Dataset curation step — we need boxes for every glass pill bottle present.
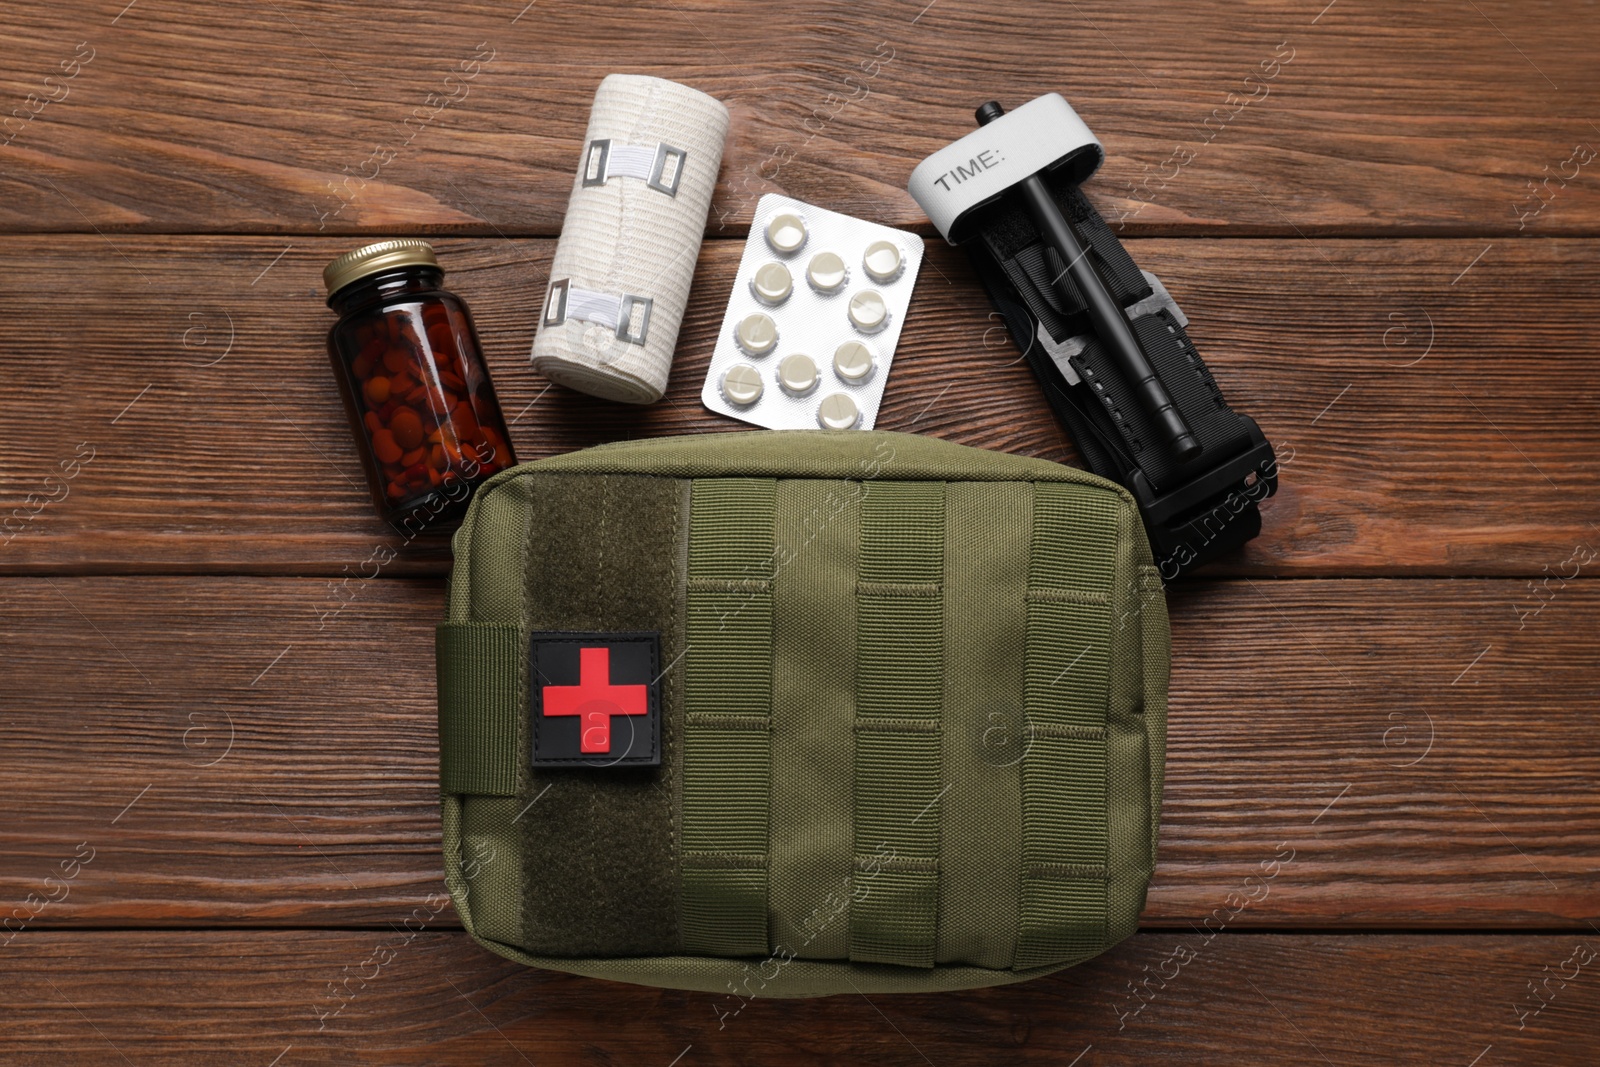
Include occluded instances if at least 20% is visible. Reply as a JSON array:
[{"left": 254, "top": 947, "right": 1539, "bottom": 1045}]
[{"left": 323, "top": 240, "right": 515, "bottom": 532}]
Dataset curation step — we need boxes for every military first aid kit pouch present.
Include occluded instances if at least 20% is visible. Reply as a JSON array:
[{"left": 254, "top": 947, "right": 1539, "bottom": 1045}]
[{"left": 435, "top": 430, "right": 1170, "bottom": 996}]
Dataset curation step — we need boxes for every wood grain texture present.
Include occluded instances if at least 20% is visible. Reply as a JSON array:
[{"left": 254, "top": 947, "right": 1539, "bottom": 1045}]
[
  {"left": 3, "top": 576, "right": 1595, "bottom": 928},
  {"left": 4, "top": 0, "right": 1596, "bottom": 1055},
  {"left": 0, "top": 2, "right": 1597, "bottom": 236},
  {"left": 1, "top": 235, "right": 1595, "bottom": 577},
  {"left": 3, "top": 931, "right": 1596, "bottom": 1064}
]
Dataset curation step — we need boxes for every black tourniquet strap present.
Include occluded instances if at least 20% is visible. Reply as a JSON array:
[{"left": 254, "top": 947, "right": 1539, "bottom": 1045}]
[{"left": 964, "top": 179, "right": 1277, "bottom": 577}]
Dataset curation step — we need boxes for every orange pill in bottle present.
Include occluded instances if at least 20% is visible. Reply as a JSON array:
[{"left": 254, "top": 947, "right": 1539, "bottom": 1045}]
[{"left": 323, "top": 239, "right": 517, "bottom": 533}]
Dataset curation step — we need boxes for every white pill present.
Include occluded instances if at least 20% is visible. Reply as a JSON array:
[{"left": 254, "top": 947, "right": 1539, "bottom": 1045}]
[
  {"left": 862, "top": 240, "right": 904, "bottom": 283},
  {"left": 765, "top": 212, "right": 808, "bottom": 255},
  {"left": 777, "top": 353, "right": 820, "bottom": 397},
  {"left": 735, "top": 312, "right": 779, "bottom": 356},
  {"left": 806, "top": 251, "right": 848, "bottom": 294},
  {"left": 816, "top": 392, "right": 860, "bottom": 430},
  {"left": 720, "top": 363, "right": 764, "bottom": 406},
  {"left": 847, "top": 290, "right": 890, "bottom": 333},
  {"left": 833, "top": 341, "right": 875, "bottom": 384},
  {"left": 751, "top": 261, "right": 793, "bottom": 305}
]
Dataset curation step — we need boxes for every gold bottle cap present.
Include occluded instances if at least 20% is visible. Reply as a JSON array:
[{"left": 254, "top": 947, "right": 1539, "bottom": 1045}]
[{"left": 323, "top": 239, "right": 439, "bottom": 297}]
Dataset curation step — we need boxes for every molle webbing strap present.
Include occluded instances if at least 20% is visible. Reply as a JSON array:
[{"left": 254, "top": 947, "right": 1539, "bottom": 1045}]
[
  {"left": 1014, "top": 482, "right": 1116, "bottom": 969},
  {"left": 680, "top": 478, "right": 777, "bottom": 957},
  {"left": 435, "top": 622, "right": 522, "bottom": 796},
  {"left": 849, "top": 481, "right": 945, "bottom": 967}
]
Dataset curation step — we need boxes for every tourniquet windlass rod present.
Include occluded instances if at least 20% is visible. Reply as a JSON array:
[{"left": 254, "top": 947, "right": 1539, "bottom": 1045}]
[{"left": 974, "top": 101, "right": 1202, "bottom": 462}]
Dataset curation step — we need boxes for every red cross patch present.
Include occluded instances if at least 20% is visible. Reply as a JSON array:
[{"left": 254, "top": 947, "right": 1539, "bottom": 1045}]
[
  {"left": 530, "top": 633, "right": 660, "bottom": 768},
  {"left": 543, "top": 647, "right": 648, "bottom": 753}
]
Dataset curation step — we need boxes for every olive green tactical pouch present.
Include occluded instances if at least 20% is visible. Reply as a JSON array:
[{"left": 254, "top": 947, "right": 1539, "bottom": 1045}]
[{"left": 436, "top": 430, "right": 1169, "bottom": 996}]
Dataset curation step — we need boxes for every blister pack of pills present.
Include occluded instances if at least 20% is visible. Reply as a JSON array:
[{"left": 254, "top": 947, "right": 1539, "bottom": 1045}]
[{"left": 700, "top": 194, "right": 923, "bottom": 430}]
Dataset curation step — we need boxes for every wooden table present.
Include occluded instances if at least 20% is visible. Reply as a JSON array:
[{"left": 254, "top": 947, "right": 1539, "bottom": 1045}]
[{"left": 3, "top": 1, "right": 1597, "bottom": 1062}]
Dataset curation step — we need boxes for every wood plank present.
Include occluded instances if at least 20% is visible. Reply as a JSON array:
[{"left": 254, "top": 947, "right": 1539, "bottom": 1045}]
[
  {"left": 0, "top": 235, "right": 1594, "bottom": 576},
  {"left": 2, "top": 930, "right": 1594, "bottom": 1064},
  {"left": 1, "top": 1, "right": 1597, "bottom": 235},
  {"left": 3, "top": 576, "right": 1595, "bottom": 928}
]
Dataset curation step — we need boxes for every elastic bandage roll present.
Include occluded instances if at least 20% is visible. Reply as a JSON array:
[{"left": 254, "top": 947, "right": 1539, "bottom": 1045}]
[{"left": 532, "top": 74, "right": 729, "bottom": 404}]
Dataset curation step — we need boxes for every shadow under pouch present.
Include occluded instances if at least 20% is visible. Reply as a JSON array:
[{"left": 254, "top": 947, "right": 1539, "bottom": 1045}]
[
  {"left": 435, "top": 431, "right": 1169, "bottom": 996},
  {"left": 909, "top": 95, "right": 1280, "bottom": 577}
]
